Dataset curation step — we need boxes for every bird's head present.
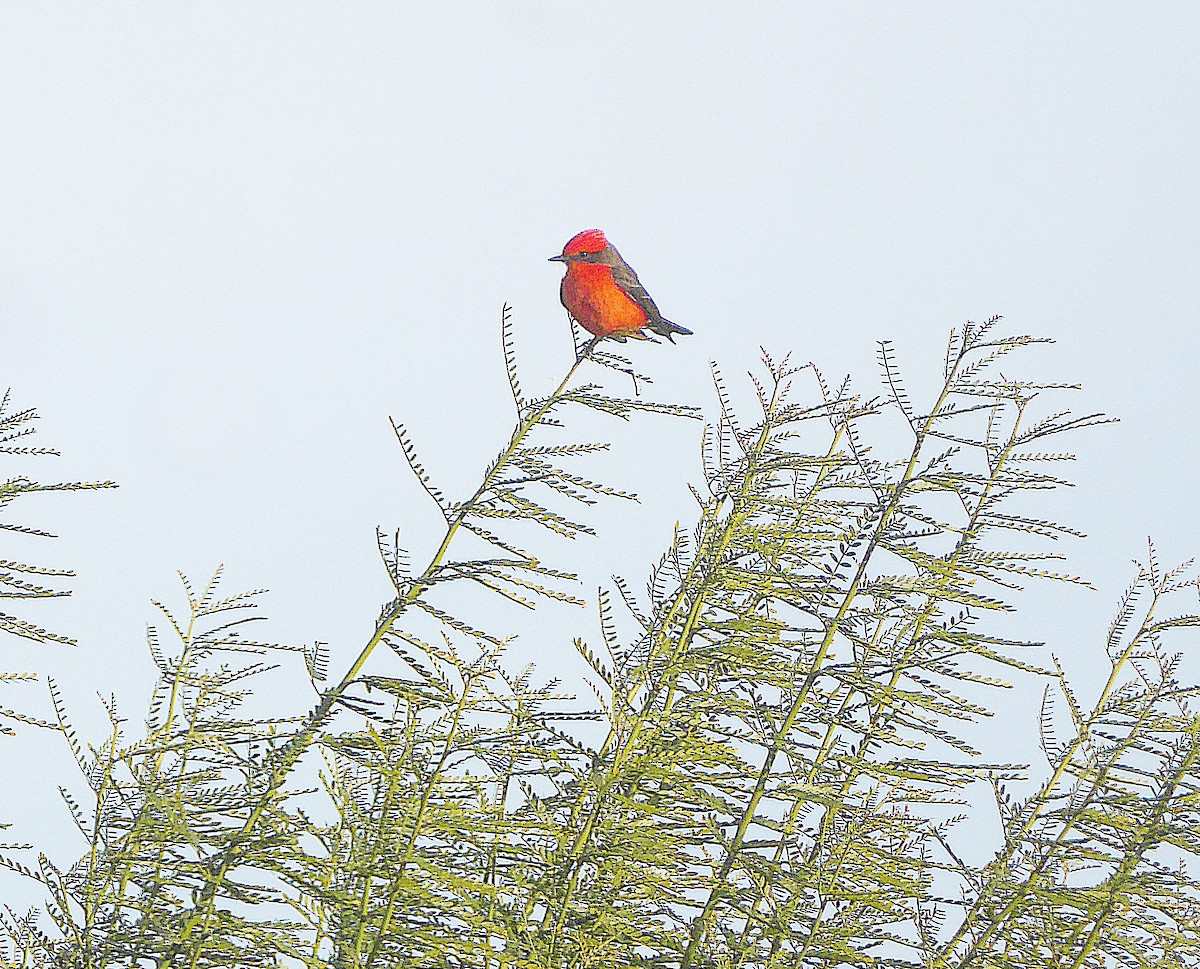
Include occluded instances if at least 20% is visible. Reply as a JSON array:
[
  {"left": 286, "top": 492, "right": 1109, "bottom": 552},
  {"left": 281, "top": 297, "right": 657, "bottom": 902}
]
[{"left": 548, "top": 228, "right": 610, "bottom": 265}]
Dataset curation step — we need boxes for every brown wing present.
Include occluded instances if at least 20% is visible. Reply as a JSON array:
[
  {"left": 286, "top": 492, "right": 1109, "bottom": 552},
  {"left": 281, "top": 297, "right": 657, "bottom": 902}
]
[
  {"left": 604, "top": 245, "right": 693, "bottom": 340},
  {"left": 605, "top": 246, "right": 665, "bottom": 324}
]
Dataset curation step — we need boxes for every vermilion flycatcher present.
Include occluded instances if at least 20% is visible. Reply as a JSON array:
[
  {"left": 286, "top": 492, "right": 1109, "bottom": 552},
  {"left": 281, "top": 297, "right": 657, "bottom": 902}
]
[{"left": 549, "top": 229, "right": 692, "bottom": 343}]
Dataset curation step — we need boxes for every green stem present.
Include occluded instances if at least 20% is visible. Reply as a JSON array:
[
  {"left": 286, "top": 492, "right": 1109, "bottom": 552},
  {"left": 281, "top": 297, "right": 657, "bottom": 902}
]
[
  {"left": 1063, "top": 719, "right": 1199, "bottom": 969},
  {"left": 538, "top": 371, "right": 796, "bottom": 954},
  {"left": 346, "top": 706, "right": 414, "bottom": 965},
  {"left": 933, "top": 588, "right": 1166, "bottom": 968},
  {"left": 680, "top": 363, "right": 965, "bottom": 967},
  {"left": 756, "top": 401, "right": 1031, "bottom": 963},
  {"left": 163, "top": 347, "right": 594, "bottom": 969},
  {"left": 360, "top": 677, "right": 475, "bottom": 969},
  {"left": 113, "top": 609, "right": 199, "bottom": 914}
]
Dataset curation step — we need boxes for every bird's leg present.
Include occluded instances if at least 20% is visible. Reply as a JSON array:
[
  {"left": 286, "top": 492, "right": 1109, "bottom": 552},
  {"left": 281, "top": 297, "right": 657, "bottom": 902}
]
[{"left": 576, "top": 335, "right": 602, "bottom": 361}]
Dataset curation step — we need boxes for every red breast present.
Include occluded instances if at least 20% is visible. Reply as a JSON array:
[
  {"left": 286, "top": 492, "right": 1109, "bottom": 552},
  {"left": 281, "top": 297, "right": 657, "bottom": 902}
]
[{"left": 560, "top": 261, "right": 650, "bottom": 338}]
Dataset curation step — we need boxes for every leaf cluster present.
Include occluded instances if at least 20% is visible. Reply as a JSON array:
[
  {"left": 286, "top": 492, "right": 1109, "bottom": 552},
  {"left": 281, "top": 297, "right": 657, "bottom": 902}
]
[
  {"left": 0, "top": 391, "right": 116, "bottom": 651},
  {"left": 3, "top": 316, "right": 1198, "bottom": 969}
]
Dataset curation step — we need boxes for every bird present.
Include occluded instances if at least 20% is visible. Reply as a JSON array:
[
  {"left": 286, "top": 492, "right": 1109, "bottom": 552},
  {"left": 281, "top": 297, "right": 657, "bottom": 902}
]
[{"left": 549, "top": 229, "right": 692, "bottom": 344}]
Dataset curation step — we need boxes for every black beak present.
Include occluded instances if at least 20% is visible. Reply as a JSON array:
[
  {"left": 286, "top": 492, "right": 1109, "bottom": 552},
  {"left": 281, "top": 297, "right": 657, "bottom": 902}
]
[{"left": 547, "top": 254, "right": 566, "bottom": 263}]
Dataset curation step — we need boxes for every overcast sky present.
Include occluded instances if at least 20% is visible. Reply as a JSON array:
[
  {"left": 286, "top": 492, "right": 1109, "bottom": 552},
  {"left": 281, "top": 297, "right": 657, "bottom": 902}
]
[{"left": 2, "top": 4, "right": 1198, "bottom": 891}]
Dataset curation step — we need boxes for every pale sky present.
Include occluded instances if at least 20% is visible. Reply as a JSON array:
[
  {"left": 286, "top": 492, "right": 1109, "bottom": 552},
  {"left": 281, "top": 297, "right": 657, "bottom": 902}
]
[{"left": 2, "top": 4, "right": 1199, "bottom": 900}]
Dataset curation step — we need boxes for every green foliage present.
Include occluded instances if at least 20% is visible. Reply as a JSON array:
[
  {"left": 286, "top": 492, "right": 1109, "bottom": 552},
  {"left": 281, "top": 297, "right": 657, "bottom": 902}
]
[
  {"left": 934, "top": 553, "right": 1200, "bottom": 968},
  {"left": 10, "top": 575, "right": 314, "bottom": 967},
  {"left": 2, "top": 314, "right": 1198, "bottom": 968},
  {"left": 0, "top": 391, "right": 116, "bottom": 651},
  {"left": 0, "top": 392, "right": 116, "bottom": 743}
]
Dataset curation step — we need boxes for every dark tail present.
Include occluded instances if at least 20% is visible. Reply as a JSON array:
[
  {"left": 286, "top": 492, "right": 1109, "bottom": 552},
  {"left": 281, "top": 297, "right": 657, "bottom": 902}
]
[{"left": 650, "top": 317, "right": 693, "bottom": 343}]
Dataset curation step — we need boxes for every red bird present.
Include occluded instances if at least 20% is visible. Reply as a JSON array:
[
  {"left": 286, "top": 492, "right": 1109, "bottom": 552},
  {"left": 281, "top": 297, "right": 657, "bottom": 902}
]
[{"left": 549, "top": 229, "right": 692, "bottom": 343}]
